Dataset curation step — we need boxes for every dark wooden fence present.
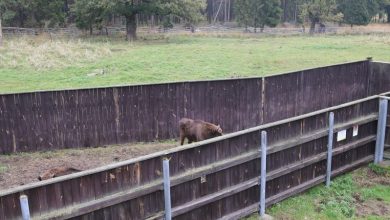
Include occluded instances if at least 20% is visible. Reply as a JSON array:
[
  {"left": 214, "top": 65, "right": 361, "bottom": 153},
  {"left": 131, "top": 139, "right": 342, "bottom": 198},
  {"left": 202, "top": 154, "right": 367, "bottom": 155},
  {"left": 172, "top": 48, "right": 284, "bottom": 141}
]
[
  {"left": 0, "top": 60, "right": 373, "bottom": 154},
  {"left": 369, "top": 62, "right": 390, "bottom": 153},
  {"left": 369, "top": 61, "right": 390, "bottom": 95},
  {"left": 0, "top": 95, "right": 380, "bottom": 220}
]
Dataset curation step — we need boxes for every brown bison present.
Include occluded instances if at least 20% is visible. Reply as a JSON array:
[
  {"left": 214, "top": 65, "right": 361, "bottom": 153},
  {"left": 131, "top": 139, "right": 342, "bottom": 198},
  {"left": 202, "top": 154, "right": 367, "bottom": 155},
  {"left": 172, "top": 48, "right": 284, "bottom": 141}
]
[
  {"left": 179, "top": 118, "right": 223, "bottom": 145},
  {"left": 38, "top": 166, "right": 81, "bottom": 181}
]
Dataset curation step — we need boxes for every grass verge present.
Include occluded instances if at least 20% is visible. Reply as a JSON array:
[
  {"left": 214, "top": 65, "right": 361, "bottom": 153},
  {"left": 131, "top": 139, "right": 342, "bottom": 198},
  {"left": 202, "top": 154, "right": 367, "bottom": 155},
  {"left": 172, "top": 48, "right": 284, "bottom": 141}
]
[{"left": 243, "top": 164, "right": 390, "bottom": 220}]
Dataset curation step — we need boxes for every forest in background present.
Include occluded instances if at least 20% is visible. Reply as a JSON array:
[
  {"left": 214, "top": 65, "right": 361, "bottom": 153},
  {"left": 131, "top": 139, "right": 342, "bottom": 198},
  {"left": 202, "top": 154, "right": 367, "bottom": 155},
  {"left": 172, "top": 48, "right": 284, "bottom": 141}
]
[{"left": 1, "top": 0, "right": 390, "bottom": 40}]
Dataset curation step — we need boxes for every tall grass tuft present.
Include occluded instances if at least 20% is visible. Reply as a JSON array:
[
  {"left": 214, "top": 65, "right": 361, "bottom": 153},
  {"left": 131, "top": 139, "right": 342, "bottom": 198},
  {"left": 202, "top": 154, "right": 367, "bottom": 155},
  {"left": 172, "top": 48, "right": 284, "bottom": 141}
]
[{"left": 0, "top": 35, "right": 113, "bottom": 69}]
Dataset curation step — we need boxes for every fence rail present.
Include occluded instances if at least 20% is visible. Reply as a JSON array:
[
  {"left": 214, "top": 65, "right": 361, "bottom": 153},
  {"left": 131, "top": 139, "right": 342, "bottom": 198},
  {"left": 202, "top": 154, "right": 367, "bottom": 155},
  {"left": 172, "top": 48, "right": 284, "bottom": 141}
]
[
  {"left": 3, "top": 24, "right": 390, "bottom": 38},
  {"left": 0, "top": 93, "right": 383, "bottom": 220}
]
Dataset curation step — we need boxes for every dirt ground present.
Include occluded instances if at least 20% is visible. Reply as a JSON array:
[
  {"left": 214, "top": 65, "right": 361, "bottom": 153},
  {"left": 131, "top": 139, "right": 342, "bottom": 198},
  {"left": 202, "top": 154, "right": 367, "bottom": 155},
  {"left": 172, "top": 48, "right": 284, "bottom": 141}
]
[
  {"left": 0, "top": 141, "right": 177, "bottom": 190},
  {"left": 352, "top": 167, "right": 390, "bottom": 219}
]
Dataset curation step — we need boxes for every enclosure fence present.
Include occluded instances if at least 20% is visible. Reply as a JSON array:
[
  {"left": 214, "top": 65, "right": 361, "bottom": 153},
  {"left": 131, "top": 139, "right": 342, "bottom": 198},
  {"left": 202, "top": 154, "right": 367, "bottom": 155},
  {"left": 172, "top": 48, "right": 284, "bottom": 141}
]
[
  {"left": 1, "top": 60, "right": 390, "bottom": 219},
  {"left": 3, "top": 25, "right": 390, "bottom": 38},
  {"left": 0, "top": 93, "right": 388, "bottom": 219}
]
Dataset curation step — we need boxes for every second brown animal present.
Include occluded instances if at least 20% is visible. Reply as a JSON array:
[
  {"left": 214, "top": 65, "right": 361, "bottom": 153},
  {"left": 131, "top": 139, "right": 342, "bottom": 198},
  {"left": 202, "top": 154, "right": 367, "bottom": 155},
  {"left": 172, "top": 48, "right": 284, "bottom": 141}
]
[
  {"left": 38, "top": 166, "right": 81, "bottom": 181},
  {"left": 179, "top": 118, "right": 223, "bottom": 145}
]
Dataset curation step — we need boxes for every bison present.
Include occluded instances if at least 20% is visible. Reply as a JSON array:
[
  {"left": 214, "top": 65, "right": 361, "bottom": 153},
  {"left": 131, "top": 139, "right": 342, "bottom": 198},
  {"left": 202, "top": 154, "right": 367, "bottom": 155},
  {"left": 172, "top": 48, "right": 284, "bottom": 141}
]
[
  {"left": 38, "top": 166, "right": 81, "bottom": 181},
  {"left": 179, "top": 118, "right": 223, "bottom": 145}
]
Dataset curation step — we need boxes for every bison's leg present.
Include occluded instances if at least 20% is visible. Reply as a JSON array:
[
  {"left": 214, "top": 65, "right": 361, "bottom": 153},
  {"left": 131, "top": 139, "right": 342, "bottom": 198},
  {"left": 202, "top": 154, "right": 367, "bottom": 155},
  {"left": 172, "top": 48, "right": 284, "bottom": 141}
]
[
  {"left": 188, "top": 137, "right": 195, "bottom": 144},
  {"left": 180, "top": 133, "right": 185, "bottom": 145}
]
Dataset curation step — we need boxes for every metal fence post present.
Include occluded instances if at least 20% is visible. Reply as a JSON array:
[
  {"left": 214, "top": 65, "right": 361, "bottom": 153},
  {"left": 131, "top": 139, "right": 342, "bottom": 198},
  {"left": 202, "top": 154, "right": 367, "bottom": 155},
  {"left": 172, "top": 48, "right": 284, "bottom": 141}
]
[
  {"left": 259, "top": 131, "right": 267, "bottom": 217},
  {"left": 326, "top": 112, "right": 335, "bottom": 187},
  {"left": 163, "top": 158, "right": 172, "bottom": 220},
  {"left": 20, "top": 195, "right": 30, "bottom": 220},
  {"left": 375, "top": 98, "right": 388, "bottom": 164}
]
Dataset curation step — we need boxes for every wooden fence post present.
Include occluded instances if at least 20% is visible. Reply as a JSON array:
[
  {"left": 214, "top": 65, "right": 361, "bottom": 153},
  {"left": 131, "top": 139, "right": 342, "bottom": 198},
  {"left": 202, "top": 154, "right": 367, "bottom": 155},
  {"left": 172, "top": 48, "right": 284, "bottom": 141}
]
[
  {"left": 163, "top": 158, "right": 172, "bottom": 220},
  {"left": 259, "top": 131, "right": 267, "bottom": 217},
  {"left": 326, "top": 112, "right": 334, "bottom": 187},
  {"left": 375, "top": 98, "right": 388, "bottom": 163}
]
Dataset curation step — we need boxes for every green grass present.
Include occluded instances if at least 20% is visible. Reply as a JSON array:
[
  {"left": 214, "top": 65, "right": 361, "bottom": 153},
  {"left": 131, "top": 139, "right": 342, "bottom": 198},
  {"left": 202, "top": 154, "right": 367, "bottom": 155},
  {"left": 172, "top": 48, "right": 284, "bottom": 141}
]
[
  {"left": 0, "top": 164, "right": 7, "bottom": 173},
  {"left": 368, "top": 163, "right": 390, "bottom": 176},
  {"left": 1, "top": 34, "right": 390, "bottom": 94},
  {"left": 243, "top": 165, "right": 390, "bottom": 220}
]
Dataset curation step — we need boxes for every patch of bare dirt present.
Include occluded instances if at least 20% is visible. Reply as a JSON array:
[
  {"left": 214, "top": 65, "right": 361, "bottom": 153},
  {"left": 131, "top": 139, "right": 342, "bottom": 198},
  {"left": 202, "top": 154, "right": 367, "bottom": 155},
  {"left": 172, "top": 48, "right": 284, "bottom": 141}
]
[
  {"left": 353, "top": 167, "right": 390, "bottom": 188},
  {"left": 355, "top": 199, "right": 390, "bottom": 218},
  {"left": 0, "top": 141, "right": 176, "bottom": 190}
]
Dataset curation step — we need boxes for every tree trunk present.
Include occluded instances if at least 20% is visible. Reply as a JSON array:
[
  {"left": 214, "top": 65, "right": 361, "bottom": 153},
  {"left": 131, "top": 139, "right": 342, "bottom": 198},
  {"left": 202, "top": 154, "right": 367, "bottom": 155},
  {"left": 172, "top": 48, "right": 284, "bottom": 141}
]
[
  {"left": 386, "top": 6, "right": 390, "bottom": 23},
  {"left": 309, "top": 20, "right": 316, "bottom": 35},
  {"left": 126, "top": 14, "right": 137, "bottom": 41},
  {"left": 282, "top": 0, "right": 287, "bottom": 22},
  {"left": 0, "top": 18, "right": 2, "bottom": 47},
  {"left": 89, "top": 26, "right": 93, "bottom": 35}
]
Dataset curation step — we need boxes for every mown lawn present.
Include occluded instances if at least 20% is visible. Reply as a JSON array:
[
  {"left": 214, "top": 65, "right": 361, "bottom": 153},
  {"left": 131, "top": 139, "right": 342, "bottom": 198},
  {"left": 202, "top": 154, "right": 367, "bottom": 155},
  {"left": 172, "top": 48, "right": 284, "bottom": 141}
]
[
  {"left": 0, "top": 34, "right": 390, "bottom": 94},
  {"left": 244, "top": 164, "right": 390, "bottom": 220}
]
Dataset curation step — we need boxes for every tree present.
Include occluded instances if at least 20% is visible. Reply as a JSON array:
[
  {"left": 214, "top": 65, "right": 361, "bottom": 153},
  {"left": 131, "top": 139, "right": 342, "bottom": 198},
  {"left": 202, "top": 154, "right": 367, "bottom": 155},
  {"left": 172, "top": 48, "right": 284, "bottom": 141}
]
[
  {"left": 0, "top": 18, "right": 2, "bottom": 47},
  {"left": 73, "top": 0, "right": 108, "bottom": 35},
  {"left": 377, "top": 0, "right": 390, "bottom": 22},
  {"left": 366, "top": 0, "right": 380, "bottom": 18},
  {"left": 299, "top": 0, "right": 343, "bottom": 34},
  {"left": 387, "top": 5, "right": 390, "bottom": 22},
  {"left": 0, "top": 0, "right": 30, "bottom": 27},
  {"left": 338, "top": 0, "right": 371, "bottom": 27},
  {"left": 280, "top": 0, "right": 300, "bottom": 22},
  {"left": 235, "top": 0, "right": 282, "bottom": 33},
  {"left": 107, "top": 0, "right": 205, "bottom": 41},
  {"left": 234, "top": 0, "right": 252, "bottom": 31},
  {"left": 0, "top": 0, "right": 66, "bottom": 28},
  {"left": 33, "top": 0, "right": 67, "bottom": 27}
]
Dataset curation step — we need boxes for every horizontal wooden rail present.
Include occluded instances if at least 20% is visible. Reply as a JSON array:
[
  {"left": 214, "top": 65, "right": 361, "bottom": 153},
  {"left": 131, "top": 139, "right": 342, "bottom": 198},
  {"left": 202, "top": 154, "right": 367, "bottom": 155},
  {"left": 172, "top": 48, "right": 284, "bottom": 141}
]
[
  {"left": 218, "top": 155, "right": 374, "bottom": 220},
  {"left": 379, "top": 96, "right": 390, "bottom": 100},
  {"left": 268, "top": 114, "right": 377, "bottom": 155}
]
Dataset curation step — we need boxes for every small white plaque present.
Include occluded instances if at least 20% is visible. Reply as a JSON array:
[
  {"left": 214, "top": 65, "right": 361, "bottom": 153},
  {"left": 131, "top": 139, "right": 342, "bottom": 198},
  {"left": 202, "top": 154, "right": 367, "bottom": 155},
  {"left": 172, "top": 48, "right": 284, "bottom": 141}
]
[
  {"left": 337, "top": 130, "right": 347, "bottom": 141},
  {"left": 353, "top": 125, "right": 359, "bottom": 137}
]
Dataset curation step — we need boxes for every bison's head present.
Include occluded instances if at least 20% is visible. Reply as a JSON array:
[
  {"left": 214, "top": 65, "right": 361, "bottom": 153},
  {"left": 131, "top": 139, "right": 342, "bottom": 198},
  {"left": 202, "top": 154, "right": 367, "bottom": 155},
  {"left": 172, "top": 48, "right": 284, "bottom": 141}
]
[
  {"left": 214, "top": 125, "right": 223, "bottom": 136},
  {"left": 37, "top": 173, "right": 54, "bottom": 181}
]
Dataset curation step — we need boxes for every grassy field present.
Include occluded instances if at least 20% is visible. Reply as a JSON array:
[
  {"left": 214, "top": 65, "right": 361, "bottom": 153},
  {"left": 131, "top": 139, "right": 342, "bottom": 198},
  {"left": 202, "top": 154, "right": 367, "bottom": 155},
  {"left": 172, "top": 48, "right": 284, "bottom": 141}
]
[
  {"left": 244, "top": 164, "right": 390, "bottom": 220},
  {"left": 0, "top": 34, "right": 390, "bottom": 93}
]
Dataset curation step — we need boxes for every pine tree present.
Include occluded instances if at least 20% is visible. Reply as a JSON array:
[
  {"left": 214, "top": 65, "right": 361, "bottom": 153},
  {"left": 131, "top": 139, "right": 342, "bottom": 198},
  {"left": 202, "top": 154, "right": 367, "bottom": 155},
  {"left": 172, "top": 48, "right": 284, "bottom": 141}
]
[
  {"left": 235, "top": 0, "right": 282, "bottom": 33},
  {"left": 73, "top": 0, "right": 108, "bottom": 35},
  {"left": 338, "top": 0, "right": 371, "bottom": 27},
  {"left": 235, "top": 0, "right": 252, "bottom": 31}
]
